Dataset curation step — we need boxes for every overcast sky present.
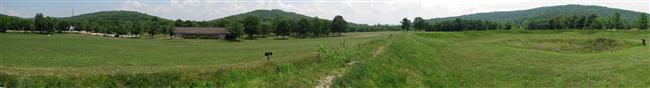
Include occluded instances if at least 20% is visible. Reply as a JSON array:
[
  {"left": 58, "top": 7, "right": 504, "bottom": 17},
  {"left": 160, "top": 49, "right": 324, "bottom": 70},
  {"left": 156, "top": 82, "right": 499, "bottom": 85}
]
[{"left": 1, "top": 0, "right": 648, "bottom": 24}]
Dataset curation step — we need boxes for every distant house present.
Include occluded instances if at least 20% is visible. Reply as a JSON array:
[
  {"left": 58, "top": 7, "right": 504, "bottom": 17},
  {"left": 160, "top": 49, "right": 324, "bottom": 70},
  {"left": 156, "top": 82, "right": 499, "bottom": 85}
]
[{"left": 175, "top": 27, "right": 229, "bottom": 39}]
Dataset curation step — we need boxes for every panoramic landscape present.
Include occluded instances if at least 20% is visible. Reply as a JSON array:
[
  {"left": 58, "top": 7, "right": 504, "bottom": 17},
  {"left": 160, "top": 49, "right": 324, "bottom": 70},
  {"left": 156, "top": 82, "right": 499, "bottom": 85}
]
[{"left": 1, "top": 0, "right": 649, "bottom": 87}]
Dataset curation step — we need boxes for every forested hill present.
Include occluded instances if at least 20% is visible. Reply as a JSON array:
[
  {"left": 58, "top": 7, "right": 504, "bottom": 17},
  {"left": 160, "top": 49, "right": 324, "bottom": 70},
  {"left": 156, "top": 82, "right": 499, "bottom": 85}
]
[
  {"left": 61, "top": 11, "right": 169, "bottom": 22},
  {"left": 210, "top": 9, "right": 317, "bottom": 23},
  {"left": 207, "top": 9, "right": 378, "bottom": 31},
  {"left": 426, "top": 4, "right": 648, "bottom": 24},
  {"left": 0, "top": 14, "right": 24, "bottom": 20}
]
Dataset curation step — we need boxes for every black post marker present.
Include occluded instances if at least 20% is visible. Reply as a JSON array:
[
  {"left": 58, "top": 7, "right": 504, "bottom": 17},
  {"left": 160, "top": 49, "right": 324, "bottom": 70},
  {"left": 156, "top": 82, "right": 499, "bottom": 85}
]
[
  {"left": 643, "top": 39, "right": 646, "bottom": 46},
  {"left": 265, "top": 52, "right": 273, "bottom": 61}
]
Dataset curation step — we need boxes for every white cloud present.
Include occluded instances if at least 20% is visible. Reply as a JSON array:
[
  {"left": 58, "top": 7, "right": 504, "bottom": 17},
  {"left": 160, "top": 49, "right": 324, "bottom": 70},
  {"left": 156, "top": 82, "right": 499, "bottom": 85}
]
[{"left": 115, "top": 0, "right": 649, "bottom": 24}]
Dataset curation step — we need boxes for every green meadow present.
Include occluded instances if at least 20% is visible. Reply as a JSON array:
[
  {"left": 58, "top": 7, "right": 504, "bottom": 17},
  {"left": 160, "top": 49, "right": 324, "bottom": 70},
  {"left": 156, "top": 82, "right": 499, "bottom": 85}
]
[
  {"left": 1, "top": 30, "right": 649, "bottom": 87},
  {"left": 0, "top": 32, "right": 392, "bottom": 73},
  {"left": 334, "top": 30, "right": 650, "bottom": 87}
]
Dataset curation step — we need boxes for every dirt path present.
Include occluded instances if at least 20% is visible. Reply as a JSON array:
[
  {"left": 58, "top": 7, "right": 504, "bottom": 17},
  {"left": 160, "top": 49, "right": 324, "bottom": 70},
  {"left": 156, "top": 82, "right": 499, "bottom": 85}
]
[{"left": 314, "top": 44, "right": 388, "bottom": 88}]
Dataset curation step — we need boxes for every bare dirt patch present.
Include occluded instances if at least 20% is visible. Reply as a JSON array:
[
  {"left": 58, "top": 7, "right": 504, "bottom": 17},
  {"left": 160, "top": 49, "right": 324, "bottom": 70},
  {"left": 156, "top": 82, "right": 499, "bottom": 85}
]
[{"left": 315, "top": 45, "right": 388, "bottom": 88}]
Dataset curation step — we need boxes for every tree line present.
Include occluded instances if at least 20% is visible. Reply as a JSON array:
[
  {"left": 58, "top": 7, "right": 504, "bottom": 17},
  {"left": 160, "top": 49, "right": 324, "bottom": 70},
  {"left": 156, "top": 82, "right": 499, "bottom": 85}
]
[
  {"left": 1, "top": 13, "right": 176, "bottom": 38},
  {"left": 400, "top": 17, "right": 515, "bottom": 31},
  {"left": 524, "top": 12, "right": 647, "bottom": 30},
  {"left": 74, "top": 17, "right": 175, "bottom": 38},
  {"left": 428, "top": 18, "right": 514, "bottom": 31},
  {"left": 400, "top": 12, "right": 648, "bottom": 31},
  {"left": 223, "top": 15, "right": 348, "bottom": 40},
  {"left": 399, "top": 17, "right": 429, "bottom": 31},
  {"left": 0, "top": 13, "right": 351, "bottom": 41}
]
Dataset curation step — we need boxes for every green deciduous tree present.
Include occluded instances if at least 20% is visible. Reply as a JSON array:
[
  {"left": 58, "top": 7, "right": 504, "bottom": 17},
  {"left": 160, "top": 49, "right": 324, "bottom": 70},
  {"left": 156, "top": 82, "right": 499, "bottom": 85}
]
[
  {"left": 637, "top": 13, "right": 648, "bottom": 30},
  {"left": 297, "top": 18, "right": 310, "bottom": 37},
  {"left": 35, "top": 13, "right": 45, "bottom": 33},
  {"left": 329, "top": 15, "right": 347, "bottom": 36},
  {"left": 310, "top": 17, "right": 322, "bottom": 36},
  {"left": 116, "top": 21, "right": 132, "bottom": 37},
  {"left": 400, "top": 18, "right": 410, "bottom": 31},
  {"left": 147, "top": 18, "right": 161, "bottom": 38},
  {"left": 243, "top": 16, "right": 260, "bottom": 39},
  {"left": 131, "top": 22, "right": 145, "bottom": 37},
  {"left": 259, "top": 23, "right": 273, "bottom": 36},
  {"left": 226, "top": 22, "right": 244, "bottom": 40},
  {"left": 319, "top": 20, "right": 330, "bottom": 36},
  {"left": 274, "top": 16, "right": 290, "bottom": 38},
  {"left": 55, "top": 20, "right": 70, "bottom": 33},
  {"left": 43, "top": 17, "right": 55, "bottom": 34},
  {"left": 610, "top": 12, "right": 622, "bottom": 29},
  {"left": 413, "top": 17, "right": 427, "bottom": 31},
  {"left": 161, "top": 21, "right": 175, "bottom": 38}
]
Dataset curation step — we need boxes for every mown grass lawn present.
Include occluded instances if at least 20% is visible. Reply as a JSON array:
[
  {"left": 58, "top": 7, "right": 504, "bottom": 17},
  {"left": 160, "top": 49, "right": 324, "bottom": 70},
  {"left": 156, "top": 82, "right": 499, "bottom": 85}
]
[
  {"left": 0, "top": 32, "right": 393, "bottom": 74},
  {"left": 335, "top": 30, "right": 650, "bottom": 87}
]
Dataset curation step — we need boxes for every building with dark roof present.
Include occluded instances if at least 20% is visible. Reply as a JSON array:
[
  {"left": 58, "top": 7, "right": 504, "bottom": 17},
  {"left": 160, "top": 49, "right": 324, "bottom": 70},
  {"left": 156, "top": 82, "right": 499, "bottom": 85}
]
[{"left": 175, "top": 27, "right": 229, "bottom": 39}]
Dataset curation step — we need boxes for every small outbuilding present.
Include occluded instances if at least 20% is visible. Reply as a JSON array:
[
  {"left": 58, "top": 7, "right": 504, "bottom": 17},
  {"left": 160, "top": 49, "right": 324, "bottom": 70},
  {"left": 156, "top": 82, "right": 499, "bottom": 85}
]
[{"left": 175, "top": 27, "right": 229, "bottom": 39}]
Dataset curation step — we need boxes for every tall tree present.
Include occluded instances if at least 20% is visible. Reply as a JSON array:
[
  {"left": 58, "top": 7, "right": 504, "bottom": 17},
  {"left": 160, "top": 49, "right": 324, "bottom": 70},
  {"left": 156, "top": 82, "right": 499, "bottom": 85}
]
[
  {"left": 329, "top": 15, "right": 347, "bottom": 36},
  {"left": 132, "top": 21, "right": 146, "bottom": 37},
  {"left": 588, "top": 18, "right": 605, "bottom": 29},
  {"left": 611, "top": 12, "right": 622, "bottom": 29},
  {"left": 174, "top": 19, "right": 184, "bottom": 27},
  {"left": 637, "top": 13, "right": 648, "bottom": 30},
  {"left": 43, "top": 17, "right": 55, "bottom": 34},
  {"left": 0, "top": 20, "right": 7, "bottom": 33},
  {"left": 310, "top": 17, "right": 322, "bottom": 36},
  {"left": 297, "top": 18, "right": 310, "bottom": 37},
  {"left": 259, "top": 23, "right": 273, "bottom": 36},
  {"left": 55, "top": 20, "right": 70, "bottom": 33},
  {"left": 147, "top": 18, "right": 161, "bottom": 38},
  {"left": 161, "top": 21, "right": 175, "bottom": 38},
  {"left": 243, "top": 16, "right": 260, "bottom": 39},
  {"left": 116, "top": 21, "right": 132, "bottom": 37},
  {"left": 413, "top": 17, "right": 427, "bottom": 31},
  {"left": 35, "top": 13, "right": 45, "bottom": 33},
  {"left": 319, "top": 20, "right": 330, "bottom": 36},
  {"left": 583, "top": 14, "right": 598, "bottom": 29},
  {"left": 400, "top": 18, "right": 410, "bottom": 31},
  {"left": 226, "top": 22, "right": 244, "bottom": 40},
  {"left": 274, "top": 16, "right": 290, "bottom": 38}
]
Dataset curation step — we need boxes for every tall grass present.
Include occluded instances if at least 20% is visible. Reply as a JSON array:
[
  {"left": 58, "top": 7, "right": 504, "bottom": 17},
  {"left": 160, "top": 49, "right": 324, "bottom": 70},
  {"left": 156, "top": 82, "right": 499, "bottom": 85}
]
[{"left": 334, "top": 31, "right": 650, "bottom": 87}]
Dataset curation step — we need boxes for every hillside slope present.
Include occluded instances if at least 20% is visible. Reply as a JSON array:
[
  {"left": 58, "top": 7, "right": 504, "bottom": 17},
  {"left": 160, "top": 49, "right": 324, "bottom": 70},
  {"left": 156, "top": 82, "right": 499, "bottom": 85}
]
[
  {"left": 426, "top": 4, "right": 648, "bottom": 24},
  {"left": 61, "top": 11, "right": 169, "bottom": 22},
  {"left": 0, "top": 14, "right": 25, "bottom": 21},
  {"left": 210, "top": 9, "right": 317, "bottom": 23}
]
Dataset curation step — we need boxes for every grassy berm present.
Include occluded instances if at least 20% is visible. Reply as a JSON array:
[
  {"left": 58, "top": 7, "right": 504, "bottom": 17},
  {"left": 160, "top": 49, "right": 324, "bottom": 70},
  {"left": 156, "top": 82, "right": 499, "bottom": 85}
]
[{"left": 334, "top": 30, "right": 650, "bottom": 87}]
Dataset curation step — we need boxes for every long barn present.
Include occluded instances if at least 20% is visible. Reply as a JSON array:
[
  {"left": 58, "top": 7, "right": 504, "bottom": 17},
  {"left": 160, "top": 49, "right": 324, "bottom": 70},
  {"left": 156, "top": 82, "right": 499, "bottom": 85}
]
[{"left": 174, "top": 27, "right": 229, "bottom": 39}]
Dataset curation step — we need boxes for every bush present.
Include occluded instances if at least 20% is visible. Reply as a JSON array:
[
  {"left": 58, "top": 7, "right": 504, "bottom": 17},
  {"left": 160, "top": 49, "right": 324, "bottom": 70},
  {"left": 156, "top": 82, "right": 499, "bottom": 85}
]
[{"left": 588, "top": 38, "right": 621, "bottom": 51}]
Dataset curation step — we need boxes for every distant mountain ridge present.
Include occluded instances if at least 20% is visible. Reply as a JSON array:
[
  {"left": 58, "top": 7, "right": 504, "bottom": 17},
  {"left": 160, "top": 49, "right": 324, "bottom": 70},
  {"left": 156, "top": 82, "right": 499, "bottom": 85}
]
[
  {"left": 426, "top": 4, "right": 648, "bottom": 24},
  {"left": 60, "top": 11, "right": 169, "bottom": 22},
  {"left": 210, "top": 9, "right": 319, "bottom": 22},
  {"left": 3, "top": 4, "right": 647, "bottom": 25},
  {"left": 0, "top": 14, "right": 24, "bottom": 20}
]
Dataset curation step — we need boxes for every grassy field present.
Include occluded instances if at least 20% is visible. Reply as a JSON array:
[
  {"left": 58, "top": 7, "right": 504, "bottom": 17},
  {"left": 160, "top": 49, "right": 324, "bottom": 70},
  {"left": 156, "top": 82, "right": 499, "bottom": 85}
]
[
  {"left": 0, "top": 32, "right": 395, "bottom": 87},
  {"left": 0, "top": 32, "right": 391, "bottom": 73},
  {"left": 2, "top": 30, "right": 649, "bottom": 87},
  {"left": 334, "top": 30, "right": 650, "bottom": 87}
]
